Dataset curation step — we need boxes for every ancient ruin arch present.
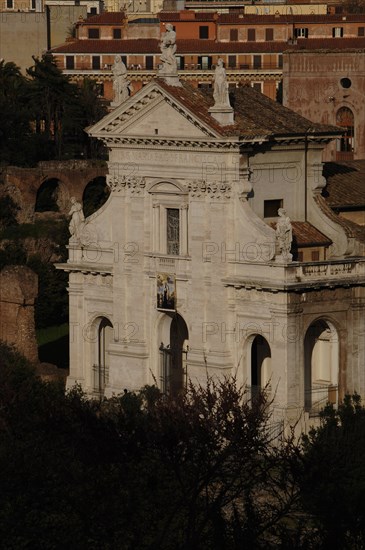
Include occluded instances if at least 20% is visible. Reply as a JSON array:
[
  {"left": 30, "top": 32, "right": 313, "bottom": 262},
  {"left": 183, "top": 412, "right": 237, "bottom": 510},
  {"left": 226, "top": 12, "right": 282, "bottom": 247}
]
[
  {"left": 35, "top": 178, "right": 70, "bottom": 214},
  {"left": 158, "top": 312, "right": 189, "bottom": 396},
  {"left": 304, "top": 319, "right": 339, "bottom": 414}
]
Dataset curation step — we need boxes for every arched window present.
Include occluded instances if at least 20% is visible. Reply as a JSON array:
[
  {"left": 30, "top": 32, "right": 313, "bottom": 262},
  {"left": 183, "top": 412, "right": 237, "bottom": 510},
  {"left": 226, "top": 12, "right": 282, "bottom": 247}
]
[
  {"left": 336, "top": 107, "right": 354, "bottom": 160},
  {"left": 304, "top": 320, "right": 338, "bottom": 414}
]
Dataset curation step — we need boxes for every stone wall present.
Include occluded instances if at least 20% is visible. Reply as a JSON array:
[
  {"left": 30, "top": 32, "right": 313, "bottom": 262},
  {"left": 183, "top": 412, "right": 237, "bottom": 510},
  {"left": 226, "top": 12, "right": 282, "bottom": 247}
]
[{"left": 0, "top": 265, "right": 38, "bottom": 363}]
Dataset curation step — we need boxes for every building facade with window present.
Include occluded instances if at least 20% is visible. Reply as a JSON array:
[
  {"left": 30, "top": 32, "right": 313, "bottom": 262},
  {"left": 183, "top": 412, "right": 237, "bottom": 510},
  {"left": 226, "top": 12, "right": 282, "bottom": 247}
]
[
  {"left": 283, "top": 49, "right": 365, "bottom": 161},
  {"left": 60, "top": 73, "right": 365, "bottom": 433}
]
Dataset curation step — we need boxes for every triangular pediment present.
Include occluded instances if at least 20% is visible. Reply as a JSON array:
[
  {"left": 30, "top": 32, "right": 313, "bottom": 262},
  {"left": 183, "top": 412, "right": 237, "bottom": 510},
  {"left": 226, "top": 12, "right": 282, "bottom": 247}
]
[{"left": 87, "top": 80, "right": 221, "bottom": 140}]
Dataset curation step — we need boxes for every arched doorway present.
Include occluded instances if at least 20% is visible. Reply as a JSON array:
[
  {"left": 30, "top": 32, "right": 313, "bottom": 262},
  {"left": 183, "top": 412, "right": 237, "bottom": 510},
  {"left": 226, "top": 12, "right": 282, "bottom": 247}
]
[
  {"left": 304, "top": 320, "right": 339, "bottom": 414},
  {"left": 159, "top": 313, "right": 189, "bottom": 396},
  {"left": 250, "top": 335, "right": 271, "bottom": 400},
  {"left": 82, "top": 176, "right": 110, "bottom": 217},
  {"left": 336, "top": 107, "right": 354, "bottom": 161},
  {"left": 93, "top": 317, "right": 113, "bottom": 398}
]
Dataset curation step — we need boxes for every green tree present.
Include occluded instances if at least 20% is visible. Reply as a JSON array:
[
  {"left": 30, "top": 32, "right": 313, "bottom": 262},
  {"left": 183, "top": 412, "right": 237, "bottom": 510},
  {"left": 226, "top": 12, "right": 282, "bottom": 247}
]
[
  {"left": 299, "top": 394, "right": 365, "bottom": 548},
  {"left": 0, "top": 60, "right": 32, "bottom": 165},
  {"left": 26, "top": 54, "right": 79, "bottom": 159},
  {"left": 0, "top": 356, "right": 304, "bottom": 549}
]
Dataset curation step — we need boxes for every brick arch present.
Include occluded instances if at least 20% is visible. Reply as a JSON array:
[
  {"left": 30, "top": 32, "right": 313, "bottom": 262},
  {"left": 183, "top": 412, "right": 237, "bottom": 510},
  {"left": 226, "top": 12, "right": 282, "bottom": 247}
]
[{"left": 2, "top": 161, "right": 107, "bottom": 223}]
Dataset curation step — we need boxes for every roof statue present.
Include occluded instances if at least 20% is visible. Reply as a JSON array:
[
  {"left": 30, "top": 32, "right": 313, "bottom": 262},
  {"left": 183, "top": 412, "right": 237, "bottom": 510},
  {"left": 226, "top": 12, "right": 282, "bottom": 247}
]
[
  {"left": 158, "top": 23, "right": 181, "bottom": 86},
  {"left": 68, "top": 197, "right": 85, "bottom": 243},
  {"left": 213, "top": 58, "right": 231, "bottom": 108},
  {"left": 209, "top": 58, "right": 234, "bottom": 125},
  {"left": 275, "top": 208, "right": 293, "bottom": 262},
  {"left": 111, "top": 55, "right": 133, "bottom": 107}
]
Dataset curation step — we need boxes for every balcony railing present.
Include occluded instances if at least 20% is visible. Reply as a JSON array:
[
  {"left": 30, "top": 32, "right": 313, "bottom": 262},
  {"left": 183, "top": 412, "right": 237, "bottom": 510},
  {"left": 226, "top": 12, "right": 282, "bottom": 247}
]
[{"left": 63, "top": 64, "right": 283, "bottom": 74}]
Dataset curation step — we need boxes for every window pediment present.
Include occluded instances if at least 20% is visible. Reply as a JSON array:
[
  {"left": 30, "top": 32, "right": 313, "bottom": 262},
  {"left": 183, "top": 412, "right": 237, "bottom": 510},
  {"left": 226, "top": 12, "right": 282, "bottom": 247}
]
[{"left": 148, "top": 181, "right": 187, "bottom": 195}]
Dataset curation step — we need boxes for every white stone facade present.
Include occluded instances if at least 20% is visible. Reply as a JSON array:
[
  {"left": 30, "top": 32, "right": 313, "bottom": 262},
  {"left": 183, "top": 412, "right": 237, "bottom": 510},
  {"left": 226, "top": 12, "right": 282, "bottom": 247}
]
[{"left": 61, "top": 77, "right": 365, "bottom": 432}]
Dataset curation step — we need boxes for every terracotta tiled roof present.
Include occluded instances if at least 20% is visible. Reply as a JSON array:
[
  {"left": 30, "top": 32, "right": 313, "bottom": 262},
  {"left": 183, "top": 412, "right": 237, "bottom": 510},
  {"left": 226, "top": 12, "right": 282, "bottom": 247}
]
[
  {"left": 160, "top": 11, "right": 218, "bottom": 22},
  {"left": 77, "top": 12, "right": 127, "bottom": 25},
  {"left": 52, "top": 39, "right": 160, "bottom": 54},
  {"left": 156, "top": 79, "right": 238, "bottom": 137},
  {"left": 155, "top": 80, "right": 340, "bottom": 141},
  {"left": 230, "top": 86, "right": 340, "bottom": 139},
  {"left": 51, "top": 37, "right": 365, "bottom": 55},
  {"left": 270, "top": 221, "right": 332, "bottom": 247},
  {"left": 314, "top": 194, "right": 358, "bottom": 240},
  {"left": 218, "top": 13, "right": 365, "bottom": 24},
  {"left": 323, "top": 161, "right": 365, "bottom": 209}
]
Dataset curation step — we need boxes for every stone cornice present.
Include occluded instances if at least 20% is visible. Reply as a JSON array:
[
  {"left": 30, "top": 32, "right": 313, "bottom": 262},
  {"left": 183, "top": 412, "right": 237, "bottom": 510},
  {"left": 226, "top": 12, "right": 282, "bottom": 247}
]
[
  {"left": 106, "top": 173, "right": 146, "bottom": 193},
  {"left": 56, "top": 262, "right": 113, "bottom": 276},
  {"left": 100, "top": 136, "right": 242, "bottom": 150},
  {"left": 188, "top": 179, "right": 232, "bottom": 199}
]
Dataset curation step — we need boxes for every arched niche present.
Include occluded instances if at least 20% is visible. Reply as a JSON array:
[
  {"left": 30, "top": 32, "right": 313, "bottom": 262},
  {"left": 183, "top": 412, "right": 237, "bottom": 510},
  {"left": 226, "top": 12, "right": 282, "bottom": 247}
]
[{"left": 304, "top": 319, "right": 339, "bottom": 413}]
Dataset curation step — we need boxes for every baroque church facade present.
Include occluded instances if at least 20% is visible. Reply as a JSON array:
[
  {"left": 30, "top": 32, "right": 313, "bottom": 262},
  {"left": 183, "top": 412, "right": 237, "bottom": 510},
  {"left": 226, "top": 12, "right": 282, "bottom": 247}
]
[{"left": 61, "top": 42, "right": 365, "bottom": 431}]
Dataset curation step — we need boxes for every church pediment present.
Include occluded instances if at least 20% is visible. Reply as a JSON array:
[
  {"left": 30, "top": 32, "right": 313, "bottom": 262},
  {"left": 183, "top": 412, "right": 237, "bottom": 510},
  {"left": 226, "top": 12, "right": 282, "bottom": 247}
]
[{"left": 87, "top": 81, "right": 221, "bottom": 142}]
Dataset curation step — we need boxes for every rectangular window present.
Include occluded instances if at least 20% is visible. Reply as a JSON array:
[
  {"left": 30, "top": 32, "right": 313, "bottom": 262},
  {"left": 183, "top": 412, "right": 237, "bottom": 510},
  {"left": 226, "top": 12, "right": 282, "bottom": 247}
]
[
  {"left": 92, "top": 56, "right": 100, "bottom": 70},
  {"left": 264, "top": 199, "right": 283, "bottom": 218},
  {"left": 228, "top": 55, "right": 236, "bottom": 68},
  {"left": 176, "top": 56, "right": 185, "bottom": 70},
  {"left": 247, "top": 28, "right": 256, "bottom": 41},
  {"left": 332, "top": 27, "right": 344, "bottom": 37},
  {"left": 311, "top": 250, "right": 320, "bottom": 261},
  {"left": 89, "top": 7, "right": 97, "bottom": 14},
  {"left": 167, "top": 209, "right": 180, "bottom": 256},
  {"left": 199, "top": 56, "right": 212, "bottom": 70},
  {"left": 6, "top": 0, "right": 14, "bottom": 8},
  {"left": 253, "top": 55, "right": 262, "bottom": 69},
  {"left": 294, "top": 28, "right": 309, "bottom": 38},
  {"left": 145, "top": 56, "right": 154, "bottom": 69},
  {"left": 113, "top": 28, "right": 122, "bottom": 39},
  {"left": 96, "top": 82, "right": 104, "bottom": 97},
  {"left": 265, "top": 28, "right": 274, "bottom": 41},
  {"left": 278, "top": 54, "right": 283, "bottom": 68},
  {"left": 199, "top": 26, "right": 209, "bottom": 39},
  {"left": 30, "top": 0, "right": 36, "bottom": 9},
  {"left": 358, "top": 27, "right": 365, "bottom": 36},
  {"left": 297, "top": 251, "right": 303, "bottom": 262},
  {"left": 65, "top": 56, "right": 75, "bottom": 69},
  {"left": 88, "top": 28, "right": 100, "bottom": 39},
  {"left": 230, "top": 28, "right": 238, "bottom": 41},
  {"left": 252, "top": 82, "right": 262, "bottom": 93}
]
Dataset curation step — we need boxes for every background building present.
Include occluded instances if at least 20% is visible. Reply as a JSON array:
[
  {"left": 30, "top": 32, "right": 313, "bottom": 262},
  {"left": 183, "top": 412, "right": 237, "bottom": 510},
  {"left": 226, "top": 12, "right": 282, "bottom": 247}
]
[{"left": 283, "top": 49, "right": 365, "bottom": 161}]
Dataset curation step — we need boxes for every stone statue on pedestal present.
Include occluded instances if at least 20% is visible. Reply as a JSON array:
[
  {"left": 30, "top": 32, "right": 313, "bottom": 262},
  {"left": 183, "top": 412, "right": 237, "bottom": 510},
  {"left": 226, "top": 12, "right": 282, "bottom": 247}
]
[
  {"left": 213, "top": 58, "right": 231, "bottom": 108},
  {"left": 275, "top": 208, "right": 293, "bottom": 262},
  {"left": 159, "top": 24, "right": 178, "bottom": 75},
  {"left": 112, "top": 55, "right": 132, "bottom": 106},
  {"left": 69, "top": 197, "right": 85, "bottom": 242}
]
